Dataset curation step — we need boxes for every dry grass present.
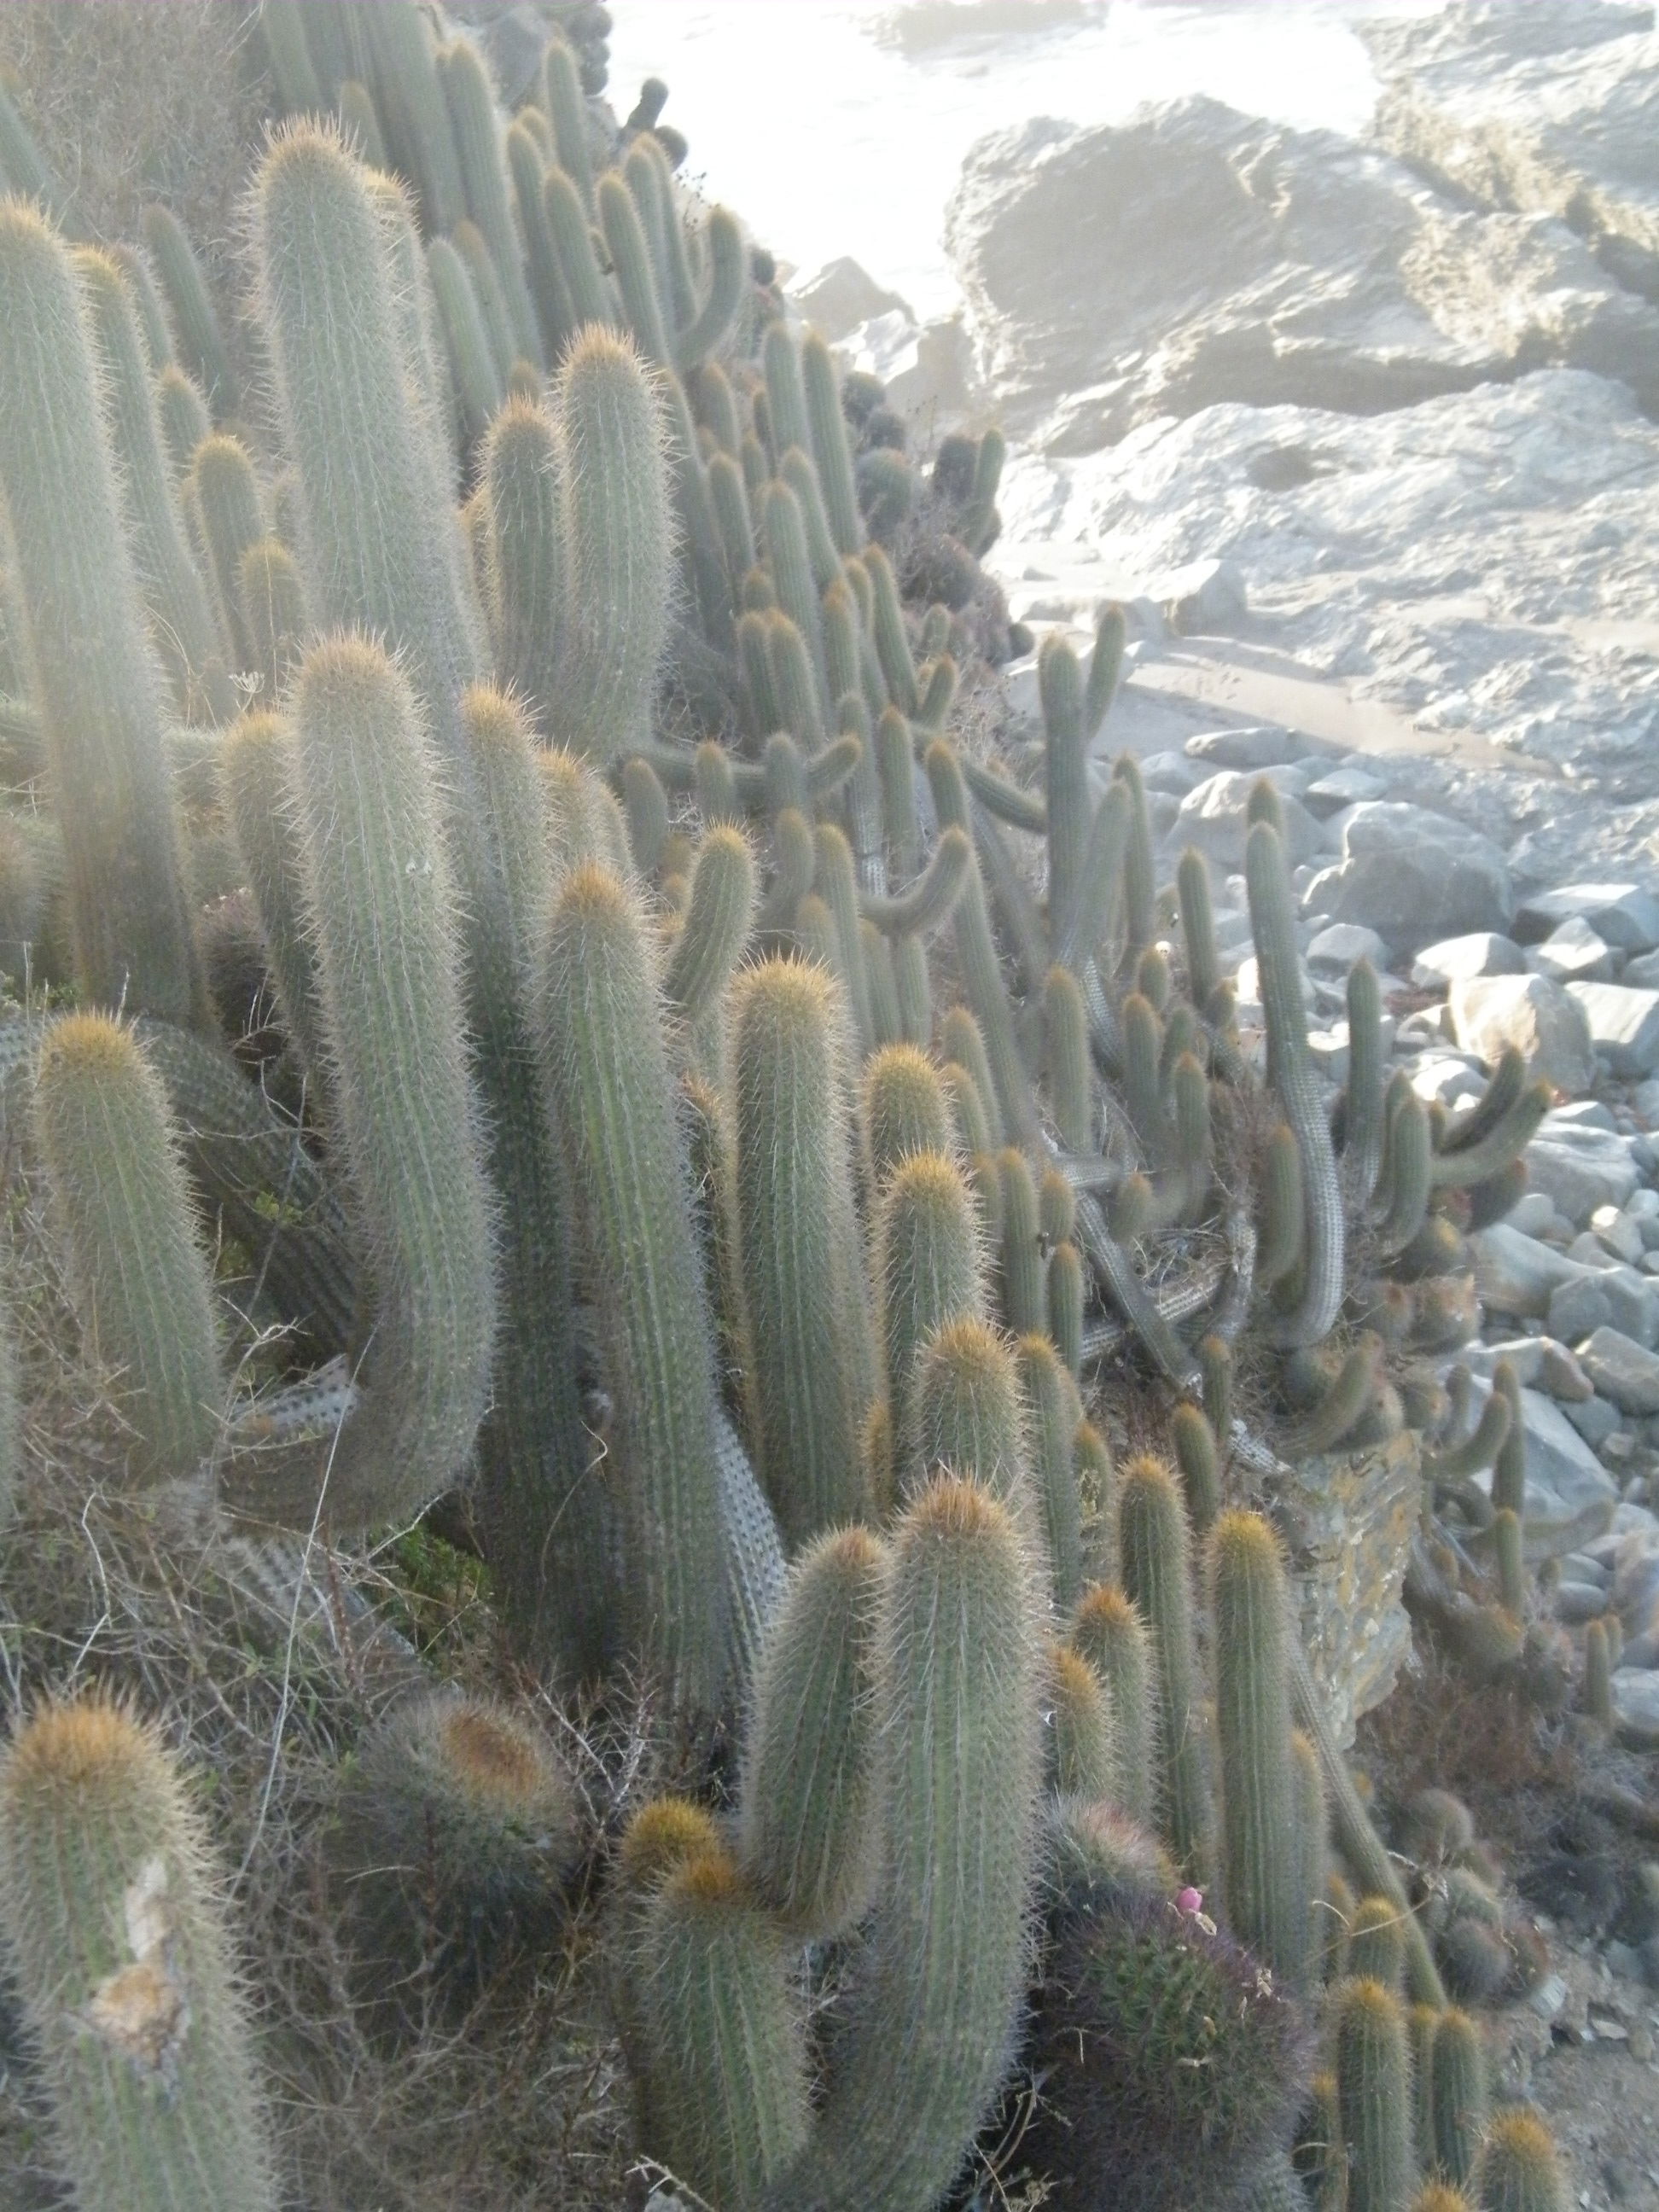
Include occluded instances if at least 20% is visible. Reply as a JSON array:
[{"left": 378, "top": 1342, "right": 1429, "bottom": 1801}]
[{"left": 0, "top": 1140, "right": 656, "bottom": 2210}]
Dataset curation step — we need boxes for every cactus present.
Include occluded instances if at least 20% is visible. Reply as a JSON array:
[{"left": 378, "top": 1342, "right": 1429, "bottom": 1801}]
[
  {"left": 862, "top": 1045, "right": 952, "bottom": 1191},
  {"left": 1049, "top": 1238, "right": 1085, "bottom": 1376},
  {"left": 0, "top": 1693, "right": 276, "bottom": 2212},
  {"left": 76, "top": 249, "right": 230, "bottom": 725},
  {"left": 141, "top": 202, "right": 238, "bottom": 417},
  {"left": 363, "top": 0, "right": 467, "bottom": 235},
  {"left": 553, "top": 326, "right": 672, "bottom": 764},
  {"left": 738, "top": 1525, "right": 885, "bottom": 1938},
  {"left": 1049, "top": 1641, "right": 1116, "bottom": 1802},
  {"left": 188, "top": 433, "right": 266, "bottom": 672},
  {"left": 729, "top": 957, "right": 873, "bottom": 1547},
  {"left": 335, "top": 1689, "right": 579, "bottom": 2001},
  {"left": 1335, "top": 1976, "right": 1416, "bottom": 2212},
  {"left": 1349, "top": 1895, "right": 1408, "bottom": 1992},
  {"left": 768, "top": 1475, "right": 1044, "bottom": 2212},
  {"left": 1429, "top": 2008, "right": 1487, "bottom": 2190},
  {"left": 1070, "top": 1585, "right": 1153, "bottom": 1819},
  {"left": 1208, "top": 1510, "right": 1312, "bottom": 1989},
  {"left": 1491, "top": 1359, "right": 1527, "bottom": 1521},
  {"left": 1018, "top": 1333, "right": 1084, "bottom": 1608},
  {"left": 1247, "top": 819, "right": 1344, "bottom": 1343},
  {"left": 224, "top": 637, "right": 495, "bottom": 1536},
  {"left": 999, "top": 1146, "right": 1047, "bottom": 1336},
  {"left": 221, "top": 712, "right": 331, "bottom": 1110},
  {"left": 34, "top": 1014, "right": 222, "bottom": 1482},
  {"left": 877, "top": 1149, "right": 987, "bottom": 1448},
  {"left": 665, "top": 823, "right": 758, "bottom": 1040},
  {"left": 155, "top": 361, "right": 211, "bottom": 479},
  {"left": 1120, "top": 1456, "right": 1215, "bottom": 1883},
  {"left": 239, "top": 535, "right": 306, "bottom": 703},
  {"left": 1022, "top": 1889, "right": 1313, "bottom": 2212},
  {"left": 803, "top": 330, "right": 863, "bottom": 556},
  {"left": 538, "top": 862, "right": 726, "bottom": 1714},
  {"left": 481, "top": 396, "right": 562, "bottom": 731},
  {"left": 630, "top": 1847, "right": 812, "bottom": 2210},
  {"left": 0, "top": 204, "right": 207, "bottom": 1025},
  {"left": 1475, "top": 2112, "right": 1568, "bottom": 2212},
  {"left": 428, "top": 234, "right": 504, "bottom": 440},
  {"left": 1171, "top": 1400, "right": 1221, "bottom": 1532},
  {"left": 438, "top": 38, "right": 543, "bottom": 368},
  {"left": 1584, "top": 1617, "right": 1614, "bottom": 1728}
]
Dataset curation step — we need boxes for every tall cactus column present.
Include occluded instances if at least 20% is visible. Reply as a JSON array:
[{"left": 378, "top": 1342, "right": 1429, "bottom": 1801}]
[{"left": 0, "top": 204, "right": 206, "bottom": 1027}]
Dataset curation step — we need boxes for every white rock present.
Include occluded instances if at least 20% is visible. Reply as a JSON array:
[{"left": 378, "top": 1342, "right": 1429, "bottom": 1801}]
[
  {"left": 1449, "top": 973, "right": 1596, "bottom": 1096},
  {"left": 1526, "top": 913, "right": 1616, "bottom": 985},
  {"left": 1470, "top": 1223, "right": 1595, "bottom": 1319},
  {"left": 1578, "top": 1326, "right": 1659, "bottom": 1415},
  {"left": 1307, "top": 923, "right": 1388, "bottom": 975},
  {"left": 1173, "top": 770, "right": 1324, "bottom": 870},
  {"left": 1155, "top": 558, "right": 1248, "bottom": 634},
  {"left": 1564, "top": 981, "right": 1659, "bottom": 1078},
  {"left": 1412, "top": 933, "right": 1527, "bottom": 988},
  {"left": 787, "top": 255, "right": 911, "bottom": 343},
  {"left": 1460, "top": 1373, "right": 1618, "bottom": 1554},
  {"left": 1516, "top": 882, "right": 1659, "bottom": 954},
  {"left": 1185, "top": 725, "right": 1308, "bottom": 771},
  {"left": 1523, "top": 1125, "right": 1642, "bottom": 1224}
]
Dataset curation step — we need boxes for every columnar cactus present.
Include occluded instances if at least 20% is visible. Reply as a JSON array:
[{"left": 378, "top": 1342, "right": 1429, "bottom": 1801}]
[
  {"left": 1429, "top": 2008, "right": 1488, "bottom": 2189},
  {"left": 34, "top": 1013, "right": 222, "bottom": 1482},
  {"left": 0, "top": 1694, "right": 276, "bottom": 2212},
  {"left": 1336, "top": 1976, "right": 1416, "bottom": 2212},
  {"left": 1475, "top": 2111, "right": 1569, "bottom": 2212},
  {"left": 0, "top": 204, "right": 206, "bottom": 1025},
  {"left": 1120, "top": 1456, "right": 1215, "bottom": 1883}
]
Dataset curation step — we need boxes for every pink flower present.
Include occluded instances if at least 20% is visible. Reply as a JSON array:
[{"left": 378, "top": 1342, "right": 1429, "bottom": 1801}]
[{"left": 1176, "top": 1886, "right": 1203, "bottom": 1916}]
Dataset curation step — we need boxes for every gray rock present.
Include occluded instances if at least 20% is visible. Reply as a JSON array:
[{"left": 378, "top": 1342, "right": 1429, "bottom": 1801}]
[
  {"left": 1565, "top": 1394, "right": 1624, "bottom": 1451},
  {"left": 1412, "top": 932, "right": 1527, "bottom": 988},
  {"left": 1523, "top": 1124, "right": 1642, "bottom": 1224},
  {"left": 1591, "top": 1205, "right": 1648, "bottom": 1267},
  {"left": 1549, "top": 1275, "right": 1614, "bottom": 1347},
  {"left": 1405, "top": 1052, "right": 1487, "bottom": 1113},
  {"left": 1596, "top": 1266, "right": 1658, "bottom": 1348},
  {"left": 1471, "top": 1222, "right": 1594, "bottom": 1319},
  {"left": 1579, "top": 1327, "right": 1659, "bottom": 1416},
  {"left": 1449, "top": 973, "right": 1596, "bottom": 1095},
  {"left": 1549, "top": 1098, "right": 1621, "bottom": 1134},
  {"left": 1172, "top": 769, "right": 1324, "bottom": 869},
  {"left": 1625, "top": 952, "right": 1659, "bottom": 992},
  {"left": 1304, "top": 766, "right": 1387, "bottom": 817},
  {"left": 787, "top": 254, "right": 911, "bottom": 343},
  {"left": 1564, "top": 981, "right": 1659, "bottom": 1078},
  {"left": 1527, "top": 914, "right": 1617, "bottom": 985},
  {"left": 1307, "top": 923, "right": 1388, "bottom": 975},
  {"left": 1303, "top": 803, "right": 1511, "bottom": 952},
  {"left": 1516, "top": 883, "right": 1659, "bottom": 954},
  {"left": 1508, "top": 1190, "right": 1559, "bottom": 1237},
  {"left": 1557, "top": 1578, "right": 1614, "bottom": 1624},
  {"left": 1462, "top": 1375, "right": 1619, "bottom": 1554},
  {"left": 1139, "top": 749, "right": 1203, "bottom": 796},
  {"left": 1184, "top": 725, "right": 1307, "bottom": 772},
  {"left": 947, "top": 94, "right": 1659, "bottom": 453},
  {"left": 1612, "top": 1670, "right": 1659, "bottom": 1749}
]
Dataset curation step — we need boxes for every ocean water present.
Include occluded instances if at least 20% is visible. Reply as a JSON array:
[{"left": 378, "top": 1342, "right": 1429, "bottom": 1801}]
[{"left": 607, "top": 0, "right": 1447, "bottom": 321}]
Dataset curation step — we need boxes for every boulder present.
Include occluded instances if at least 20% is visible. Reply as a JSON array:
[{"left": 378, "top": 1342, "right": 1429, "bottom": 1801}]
[
  {"left": 1612, "top": 1671, "right": 1659, "bottom": 1751},
  {"left": 1578, "top": 1326, "right": 1659, "bottom": 1416},
  {"left": 1155, "top": 557, "right": 1248, "bottom": 634},
  {"left": 1185, "top": 724, "right": 1309, "bottom": 771},
  {"left": 1522, "top": 1121, "right": 1642, "bottom": 1224},
  {"left": 1526, "top": 914, "right": 1616, "bottom": 984},
  {"left": 1564, "top": 981, "right": 1659, "bottom": 1077},
  {"left": 1304, "top": 766, "right": 1388, "bottom": 817},
  {"left": 1459, "top": 1374, "right": 1619, "bottom": 1556},
  {"left": 1447, "top": 972, "right": 1596, "bottom": 1094},
  {"left": 1139, "top": 749, "right": 1203, "bottom": 796},
  {"left": 1301, "top": 803, "right": 1511, "bottom": 954},
  {"left": 1171, "top": 768, "right": 1324, "bottom": 869},
  {"left": 1307, "top": 923, "right": 1388, "bottom": 975},
  {"left": 1470, "top": 1222, "right": 1592, "bottom": 1319},
  {"left": 1516, "top": 882, "right": 1659, "bottom": 952},
  {"left": 946, "top": 96, "right": 1659, "bottom": 454},
  {"left": 1412, "top": 933, "right": 1527, "bottom": 988},
  {"left": 786, "top": 255, "right": 911, "bottom": 343},
  {"left": 1362, "top": 3, "right": 1659, "bottom": 309}
]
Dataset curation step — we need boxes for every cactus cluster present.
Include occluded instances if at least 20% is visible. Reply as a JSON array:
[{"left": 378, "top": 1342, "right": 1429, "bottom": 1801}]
[{"left": 0, "top": 9, "right": 1579, "bottom": 2210}]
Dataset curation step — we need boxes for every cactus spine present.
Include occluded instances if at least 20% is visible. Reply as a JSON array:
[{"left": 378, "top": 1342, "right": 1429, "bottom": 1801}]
[
  {"left": 1208, "top": 1510, "right": 1312, "bottom": 1989},
  {"left": 0, "top": 204, "right": 206, "bottom": 1026},
  {"left": 0, "top": 1694, "right": 276, "bottom": 2212},
  {"left": 34, "top": 1015, "right": 221, "bottom": 1482},
  {"left": 1475, "top": 2111, "right": 1568, "bottom": 2212}
]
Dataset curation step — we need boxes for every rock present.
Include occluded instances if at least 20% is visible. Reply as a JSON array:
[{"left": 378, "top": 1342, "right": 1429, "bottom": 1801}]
[
  {"left": 1557, "top": 1579, "right": 1614, "bottom": 1624},
  {"left": 1448, "top": 973, "right": 1596, "bottom": 1094},
  {"left": 1461, "top": 1375, "right": 1619, "bottom": 1555},
  {"left": 1523, "top": 1123, "right": 1642, "bottom": 1224},
  {"left": 1171, "top": 769, "right": 1324, "bottom": 869},
  {"left": 1302, "top": 803, "right": 1511, "bottom": 953},
  {"left": 1509, "top": 1191, "right": 1559, "bottom": 1238},
  {"left": 1516, "top": 883, "right": 1659, "bottom": 953},
  {"left": 1412, "top": 933, "right": 1527, "bottom": 989},
  {"left": 1307, "top": 923, "right": 1388, "bottom": 975},
  {"left": 946, "top": 96, "right": 1659, "bottom": 455},
  {"left": 1405, "top": 1053, "right": 1487, "bottom": 1113},
  {"left": 1304, "top": 768, "right": 1388, "bottom": 818},
  {"left": 992, "top": 373, "right": 1659, "bottom": 790},
  {"left": 787, "top": 255, "right": 911, "bottom": 343},
  {"left": 1612, "top": 1671, "right": 1659, "bottom": 1749},
  {"left": 1139, "top": 749, "right": 1203, "bottom": 796},
  {"left": 1591, "top": 1204, "right": 1648, "bottom": 1266},
  {"left": 1184, "top": 724, "right": 1307, "bottom": 772},
  {"left": 1363, "top": 3, "right": 1659, "bottom": 318},
  {"left": 1526, "top": 915, "right": 1617, "bottom": 985},
  {"left": 836, "top": 307, "right": 978, "bottom": 427},
  {"left": 1579, "top": 1327, "right": 1659, "bottom": 1416},
  {"left": 1626, "top": 953, "right": 1659, "bottom": 992},
  {"left": 1564, "top": 981, "right": 1659, "bottom": 1078},
  {"left": 1465, "top": 1335, "right": 1591, "bottom": 1400},
  {"left": 1566, "top": 1394, "right": 1624, "bottom": 1452},
  {"left": 1472, "top": 1222, "right": 1593, "bottom": 1319},
  {"left": 1280, "top": 1429, "right": 1422, "bottom": 1749},
  {"left": 1550, "top": 1275, "right": 1614, "bottom": 1347},
  {"left": 1155, "top": 557, "right": 1247, "bottom": 634}
]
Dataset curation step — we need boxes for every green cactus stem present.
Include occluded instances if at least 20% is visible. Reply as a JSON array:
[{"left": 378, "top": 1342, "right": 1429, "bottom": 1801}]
[
  {"left": 483, "top": 396, "right": 563, "bottom": 734},
  {"left": 1336, "top": 1976, "right": 1415, "bottom": 2212},
  {"left": 0, "top": 1695, "right": 276, "bottom": 2212},
  {"left": 738, "top": 1524, "right": 885, "bottom": 1939},
  {"left": 1049, "top": 1641, "right": 1117, "bottom": 1802},
  {"left": 221, "top": 711, "right": 331, "bottom": 1109},
  {"left": 187, "top": 432, "right": 266, "bottom": 673},
  {"left": 1430, "top": 2008, "right": 1487, "bottom": 2190},
  {"left": 439, "top": 38, "right": 542, "bottom": 368},
  {"left": 1019, "top": 1333, "right": 1085, "bottom": 1609},
  {"left": 1475, "top": 2111, "right": 1569, "bottom": 2212},
  {"left": 34, "top": 1014, "right": 222, "bottom": 1482},
  {"left": 862, "top": 1045, "right": 952, "bottom": 1190},
  {"left": 1120, "top": 1456, "right": 1215, "bottom": 1883},
  {"left": 142, "top": 202, "right": 238, "bottom": 417},
  {"left": 0, "top": 204, "right": 207, "bottom": 1025}
]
